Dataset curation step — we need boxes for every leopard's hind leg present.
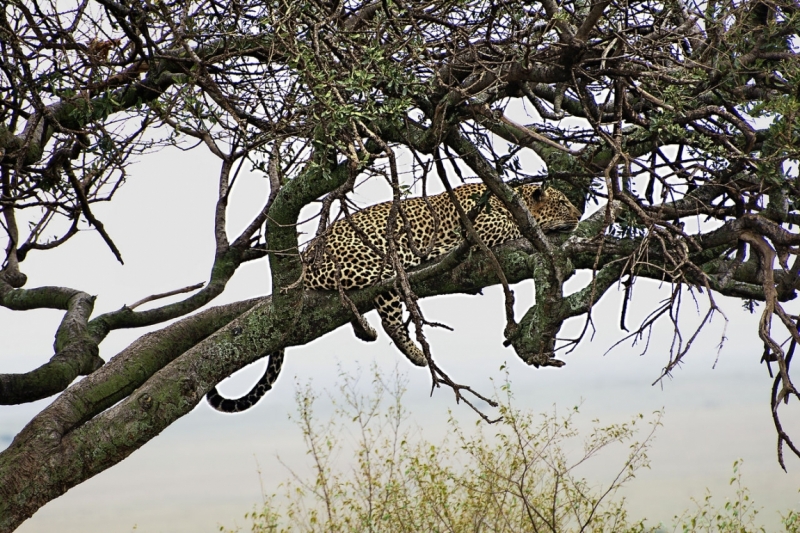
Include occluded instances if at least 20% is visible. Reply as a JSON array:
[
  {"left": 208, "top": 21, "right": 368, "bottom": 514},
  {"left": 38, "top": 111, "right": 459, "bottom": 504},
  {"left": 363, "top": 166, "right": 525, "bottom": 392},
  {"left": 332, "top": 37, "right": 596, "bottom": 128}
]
[
  {"left": 328, "top": 256, "right": 379, "bottom": 342},
  {"left": 374, "top": 291, "right": 427, "bottom": 366}
]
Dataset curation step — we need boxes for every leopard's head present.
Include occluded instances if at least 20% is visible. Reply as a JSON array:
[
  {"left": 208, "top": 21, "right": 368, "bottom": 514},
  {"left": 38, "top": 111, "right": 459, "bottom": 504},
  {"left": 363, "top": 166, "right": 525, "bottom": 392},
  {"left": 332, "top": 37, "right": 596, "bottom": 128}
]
[{"left": 521, "top": 185, "right": 582, "bottom": 233}]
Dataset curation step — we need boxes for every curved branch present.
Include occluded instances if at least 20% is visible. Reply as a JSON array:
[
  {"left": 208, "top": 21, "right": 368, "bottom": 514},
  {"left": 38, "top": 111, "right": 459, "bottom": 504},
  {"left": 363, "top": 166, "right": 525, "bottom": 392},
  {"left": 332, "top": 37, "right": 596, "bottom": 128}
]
[
  {"left": 0, "top": 291, "right": 100, "bottom": 404},
  {"left": 86, "top": 245, "right": 254, "bottom": 339}
]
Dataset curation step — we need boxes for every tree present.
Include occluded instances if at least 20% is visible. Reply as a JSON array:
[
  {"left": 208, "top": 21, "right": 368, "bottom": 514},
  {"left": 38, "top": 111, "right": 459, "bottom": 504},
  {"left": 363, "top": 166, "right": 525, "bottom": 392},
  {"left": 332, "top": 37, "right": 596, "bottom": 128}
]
[{"left": 0, "top": 0, "right": 798, "bottom": 530}]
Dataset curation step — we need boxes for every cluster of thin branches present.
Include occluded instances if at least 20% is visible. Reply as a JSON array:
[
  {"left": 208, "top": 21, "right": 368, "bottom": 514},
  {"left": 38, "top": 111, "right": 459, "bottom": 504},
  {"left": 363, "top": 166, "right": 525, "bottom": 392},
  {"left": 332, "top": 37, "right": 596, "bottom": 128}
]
[{"left": 1, "top": 0, "right": 800, "bottom": 527}]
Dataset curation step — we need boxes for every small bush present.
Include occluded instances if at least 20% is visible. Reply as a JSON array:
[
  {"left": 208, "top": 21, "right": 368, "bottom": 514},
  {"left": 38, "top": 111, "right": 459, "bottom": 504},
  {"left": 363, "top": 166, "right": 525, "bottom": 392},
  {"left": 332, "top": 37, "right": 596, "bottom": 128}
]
[
  {"left": 222, "top": 366, "right": 799, "bottom": 533},
  {"left": 668, "top": 459, "right": 799, "bottom": 533}
]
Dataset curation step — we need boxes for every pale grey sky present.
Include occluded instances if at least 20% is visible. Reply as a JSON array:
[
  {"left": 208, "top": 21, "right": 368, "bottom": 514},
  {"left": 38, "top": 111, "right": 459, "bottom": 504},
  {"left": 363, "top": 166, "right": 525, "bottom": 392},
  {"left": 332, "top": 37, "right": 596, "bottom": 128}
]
[{"left": 2, "top": 145, "right": 799, "bottom": 533}]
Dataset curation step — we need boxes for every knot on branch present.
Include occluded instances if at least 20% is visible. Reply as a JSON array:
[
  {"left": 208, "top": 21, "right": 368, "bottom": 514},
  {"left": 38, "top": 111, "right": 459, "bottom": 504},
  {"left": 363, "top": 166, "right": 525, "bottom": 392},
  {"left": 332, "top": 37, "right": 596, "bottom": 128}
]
[
  {"left": 504, "top": 314, "right": 567, "bottom": 368},
  {"left": 55, "top": 339, "right": 104, "bottom": 374},
  {"left": 0, "top": 268, "right": 27, "bottom": 289}
]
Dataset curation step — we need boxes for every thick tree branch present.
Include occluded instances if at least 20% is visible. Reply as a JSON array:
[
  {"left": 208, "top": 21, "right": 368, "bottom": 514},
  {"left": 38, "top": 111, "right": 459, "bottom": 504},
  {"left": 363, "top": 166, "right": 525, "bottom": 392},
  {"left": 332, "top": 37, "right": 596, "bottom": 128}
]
[
  {"left": 0, "top": 225, "right": 590, "bottom": 530},
  {"left": 0, "top": 291, "right": 101, "bottom": 404}
]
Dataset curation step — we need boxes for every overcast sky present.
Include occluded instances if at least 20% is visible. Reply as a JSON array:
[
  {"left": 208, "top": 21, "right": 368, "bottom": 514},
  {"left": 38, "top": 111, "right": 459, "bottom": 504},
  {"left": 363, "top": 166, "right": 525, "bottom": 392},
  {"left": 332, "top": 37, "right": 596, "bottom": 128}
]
[{"left": 2, "top": 144, "right": 799, "bottom": 533}]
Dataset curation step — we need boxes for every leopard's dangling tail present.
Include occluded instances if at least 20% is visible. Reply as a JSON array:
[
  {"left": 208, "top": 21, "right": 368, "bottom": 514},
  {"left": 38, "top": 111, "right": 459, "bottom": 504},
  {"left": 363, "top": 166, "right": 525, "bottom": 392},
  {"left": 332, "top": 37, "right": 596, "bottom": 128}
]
[{"left": 206, "top": 350, "right": 285, "bottom": 413}]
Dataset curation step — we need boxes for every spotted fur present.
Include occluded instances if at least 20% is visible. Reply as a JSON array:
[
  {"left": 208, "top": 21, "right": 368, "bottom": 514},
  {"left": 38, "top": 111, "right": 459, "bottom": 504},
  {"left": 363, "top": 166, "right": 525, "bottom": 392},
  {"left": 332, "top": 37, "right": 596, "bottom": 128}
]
[
  {"left": 207, "top": 350, "right": 284, "bottom": 413},
  {"left": 207, "top": 183, "right": 581, "bottom": 412}
]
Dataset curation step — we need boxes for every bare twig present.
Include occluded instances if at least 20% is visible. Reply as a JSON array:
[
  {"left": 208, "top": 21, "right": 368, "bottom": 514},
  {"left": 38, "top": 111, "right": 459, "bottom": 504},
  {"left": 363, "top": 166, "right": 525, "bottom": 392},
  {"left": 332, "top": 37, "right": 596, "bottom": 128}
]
[{"left": 127, "top": 283, "right": 205, "bottom": 310}]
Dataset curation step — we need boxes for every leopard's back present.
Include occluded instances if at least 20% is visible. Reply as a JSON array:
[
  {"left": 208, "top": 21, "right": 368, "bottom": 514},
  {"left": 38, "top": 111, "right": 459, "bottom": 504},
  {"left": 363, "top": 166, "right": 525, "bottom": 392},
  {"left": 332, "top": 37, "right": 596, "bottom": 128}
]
[{"left": 302, "top": 183, "right": 580, "bottom": 290}]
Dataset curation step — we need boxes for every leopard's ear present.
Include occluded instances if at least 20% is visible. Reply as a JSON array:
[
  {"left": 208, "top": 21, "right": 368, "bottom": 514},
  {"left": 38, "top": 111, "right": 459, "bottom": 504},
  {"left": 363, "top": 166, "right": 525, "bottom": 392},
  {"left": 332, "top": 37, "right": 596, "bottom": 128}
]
[{"left": 530, "top": 186, "right": 544, "bottom": 202}]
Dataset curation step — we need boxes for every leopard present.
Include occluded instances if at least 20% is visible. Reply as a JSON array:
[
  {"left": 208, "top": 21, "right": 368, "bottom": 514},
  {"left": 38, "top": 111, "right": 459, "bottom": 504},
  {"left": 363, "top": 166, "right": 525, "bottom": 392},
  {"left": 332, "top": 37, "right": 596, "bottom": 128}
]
[{"left": 207, "top": 182, "right": 582, "bottom": 413}]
